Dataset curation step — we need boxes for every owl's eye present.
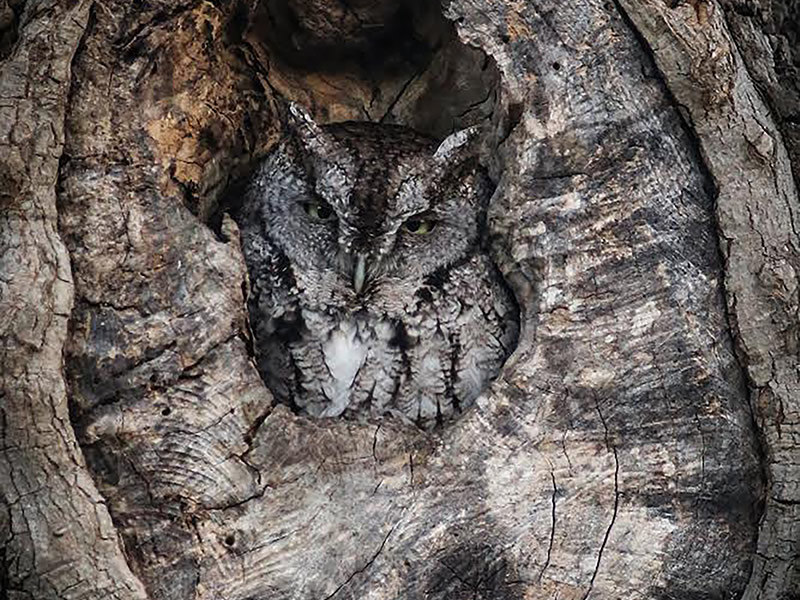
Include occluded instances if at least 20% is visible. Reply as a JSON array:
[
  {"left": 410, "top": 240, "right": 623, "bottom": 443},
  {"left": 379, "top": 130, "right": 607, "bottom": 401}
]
[
  {"left": 302, "top": 200, "right": 335, "bottom": 221},
  {"left": 403, "top": 216, "right": 436, "bottom": 235}
]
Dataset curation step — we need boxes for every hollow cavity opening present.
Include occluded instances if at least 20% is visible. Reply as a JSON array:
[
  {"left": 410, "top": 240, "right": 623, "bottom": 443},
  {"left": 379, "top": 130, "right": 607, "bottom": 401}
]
[
  {"left": 244, "top": 0, "right": 501, "bottom": 139},
  {"left": 230, "top": 0, "right": 520, "bottom": 431}
]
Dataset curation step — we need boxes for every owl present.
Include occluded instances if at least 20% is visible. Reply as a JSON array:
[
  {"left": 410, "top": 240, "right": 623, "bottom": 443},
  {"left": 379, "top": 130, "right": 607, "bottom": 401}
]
[{"left": 236, "top": 105, "right": 518, "bottom": 429}]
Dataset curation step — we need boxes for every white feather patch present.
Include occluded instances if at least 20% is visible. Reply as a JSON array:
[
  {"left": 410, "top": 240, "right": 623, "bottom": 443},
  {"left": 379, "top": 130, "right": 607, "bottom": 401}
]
[{"left": 321, "top": 321, "right": 367, "bottom": 417}]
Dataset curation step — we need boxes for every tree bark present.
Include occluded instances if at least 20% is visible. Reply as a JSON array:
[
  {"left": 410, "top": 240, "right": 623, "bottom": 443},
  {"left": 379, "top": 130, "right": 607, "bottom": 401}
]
[
  {"left": 613, "top": 2, "right": 800, "bottom": 596},
  {"left": 0, "top": 1, "right": 148, "bottom": 598},
  {"left": 1, "top": 1, "right": 798, "bottom": 599}
]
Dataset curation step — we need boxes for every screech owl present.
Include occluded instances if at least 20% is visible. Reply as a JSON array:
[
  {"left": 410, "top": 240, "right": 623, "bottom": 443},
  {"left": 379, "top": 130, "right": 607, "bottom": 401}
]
[{"left": 235, "top": 105, "right": 518, "bottom": 429}]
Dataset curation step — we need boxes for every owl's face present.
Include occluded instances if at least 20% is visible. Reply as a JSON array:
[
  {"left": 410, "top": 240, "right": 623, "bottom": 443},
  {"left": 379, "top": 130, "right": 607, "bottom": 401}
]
[{"left": 249, "top": 112, "right": 492, "bottom": 309}]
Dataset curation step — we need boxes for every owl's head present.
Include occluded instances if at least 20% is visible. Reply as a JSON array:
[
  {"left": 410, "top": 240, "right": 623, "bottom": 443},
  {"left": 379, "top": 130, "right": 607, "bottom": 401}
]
[{"left": 247, "top": 105, "right": 493, "bottom": 306}]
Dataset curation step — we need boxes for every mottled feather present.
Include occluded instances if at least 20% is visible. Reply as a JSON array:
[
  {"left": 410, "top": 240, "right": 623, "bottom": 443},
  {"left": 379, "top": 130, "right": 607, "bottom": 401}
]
[{"left": 236, "top": 110, "right": 518, "bottom": 429}]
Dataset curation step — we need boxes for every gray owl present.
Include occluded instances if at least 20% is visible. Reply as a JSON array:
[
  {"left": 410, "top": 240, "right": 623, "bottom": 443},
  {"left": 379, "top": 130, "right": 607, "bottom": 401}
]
[{"left": 236, "top": 106, "right": 518, "bottom": 429}]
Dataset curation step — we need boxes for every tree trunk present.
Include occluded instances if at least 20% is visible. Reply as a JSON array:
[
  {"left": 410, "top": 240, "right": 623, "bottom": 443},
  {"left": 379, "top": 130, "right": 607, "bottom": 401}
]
[{"left": 1, "top": 0, "right": 797, "bottom": 599}]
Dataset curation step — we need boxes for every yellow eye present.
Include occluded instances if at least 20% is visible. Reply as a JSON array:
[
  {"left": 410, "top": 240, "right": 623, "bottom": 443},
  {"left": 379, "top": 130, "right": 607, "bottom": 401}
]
[
  {"left": 403, "top": 216, "right": 436, "bottom": 235},
  {"left": 302, "top": 200, "right": 335, "bottom": 221}
]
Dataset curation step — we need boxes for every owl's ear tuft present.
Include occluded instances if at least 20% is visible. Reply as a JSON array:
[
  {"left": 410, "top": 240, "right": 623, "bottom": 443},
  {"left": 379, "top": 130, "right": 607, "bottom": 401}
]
[
  {"left": 288, "top": 102, "right": 320, "bottom": 134},
  {"left": 433, "top": 126, "right": 481, "bottom": 164},
  {"left": 286, "top": 102, "right": 338, "bottom": 159}
]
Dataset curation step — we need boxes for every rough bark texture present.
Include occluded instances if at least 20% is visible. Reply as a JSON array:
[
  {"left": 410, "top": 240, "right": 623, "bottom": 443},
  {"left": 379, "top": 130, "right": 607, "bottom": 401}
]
[
  {"left": 0, "top": 1, "right": 148, "bottom": 598},
  {"left": 614, "top": 2, "right": 800, "bottom": 596},
  {"left": 1, "top": 1, "right": 798, "bottom": 599}
]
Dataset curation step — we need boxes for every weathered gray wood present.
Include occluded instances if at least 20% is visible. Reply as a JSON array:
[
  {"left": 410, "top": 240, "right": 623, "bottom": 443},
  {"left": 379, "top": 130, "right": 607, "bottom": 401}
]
[
  {"left": 613, "top": 2, "right": 800, "bottom": 596},
  {"left": 56, "top": 3, "right": 277, "bottom": 596},
  {"left": 3, "top": 0, "right": 793, "bottom": 598},
  {"left": 0, "top": 2, "right": 149, "bottom": 598},
  {"left": 451, "top": 2, "right": 761, "bottom": 596}
]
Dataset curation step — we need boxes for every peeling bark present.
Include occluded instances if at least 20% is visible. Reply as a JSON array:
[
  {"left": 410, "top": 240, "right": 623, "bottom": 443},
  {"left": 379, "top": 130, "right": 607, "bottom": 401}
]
[{"left": 1, "top": 0, "right": 798, "bottom": 599}]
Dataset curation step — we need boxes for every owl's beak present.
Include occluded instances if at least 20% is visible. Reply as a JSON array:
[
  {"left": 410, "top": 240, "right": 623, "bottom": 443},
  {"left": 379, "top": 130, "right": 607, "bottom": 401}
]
[{"left": 353, "top": 253, "right": 367, "bottom": 295}]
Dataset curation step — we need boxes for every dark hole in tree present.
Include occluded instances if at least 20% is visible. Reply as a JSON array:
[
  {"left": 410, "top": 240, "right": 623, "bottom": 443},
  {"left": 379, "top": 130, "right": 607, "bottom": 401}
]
[
  {"left": 0, "top": 0, "right": 24, "bottom": 61},
  {"left": 245, "top": 0, "right": 502, "bottom": 139}
]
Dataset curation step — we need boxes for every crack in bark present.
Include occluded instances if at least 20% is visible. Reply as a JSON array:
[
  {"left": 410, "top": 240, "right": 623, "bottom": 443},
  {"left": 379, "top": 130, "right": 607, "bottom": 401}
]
[
  {"left": 452, "top": 87, "right": 494, "bottom": 124},
  {"left": 371, "top": 422, "right": 381, "bottom": 462},
  {"left": 321, "top": 524, "right": 396, "bottom": 600},
  {"left": 583, "top": 399, "right": 620, "bottom": 600},
  {"left": 202, "top": 481, "right": 273, "bottom": 512},
  {"left": 539, "top": 470, "right": 557, "bottom": 582},
  {"left": 378, "top": 70, "right": 422, "bottom": 123}
]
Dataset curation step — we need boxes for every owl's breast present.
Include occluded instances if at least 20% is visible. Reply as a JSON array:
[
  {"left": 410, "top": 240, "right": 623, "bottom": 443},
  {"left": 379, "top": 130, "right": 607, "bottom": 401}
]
[
  {"left": 292, "top": 311, "right": 404, "bottom": 419},
  {"left": 261, "top": 254, "right": 518, "bottom": 429}
]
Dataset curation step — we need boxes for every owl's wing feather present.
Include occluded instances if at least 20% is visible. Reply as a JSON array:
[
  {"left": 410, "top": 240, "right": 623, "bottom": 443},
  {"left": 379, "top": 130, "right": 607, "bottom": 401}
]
[{"left": 240, "top": 226, "right": 305, "bottom": 407}]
